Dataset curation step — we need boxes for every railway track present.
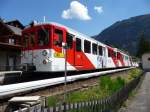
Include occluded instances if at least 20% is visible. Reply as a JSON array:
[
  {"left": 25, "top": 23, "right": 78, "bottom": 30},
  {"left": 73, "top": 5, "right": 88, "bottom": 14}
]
[
  {"left": 0, "top": 67, "right": 128, "bottom": 85},
  {"left": 0, "top": 67, "right": 134, "bottom": 111},
  {"left": 0, "top": 67, "right": 133, "bottom": 99}
]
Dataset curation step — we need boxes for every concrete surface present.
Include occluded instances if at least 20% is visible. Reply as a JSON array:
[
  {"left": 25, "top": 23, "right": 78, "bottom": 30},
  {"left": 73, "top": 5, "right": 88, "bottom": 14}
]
[{"left": 119, "top": 72, "right": 150, "bottom": 112}]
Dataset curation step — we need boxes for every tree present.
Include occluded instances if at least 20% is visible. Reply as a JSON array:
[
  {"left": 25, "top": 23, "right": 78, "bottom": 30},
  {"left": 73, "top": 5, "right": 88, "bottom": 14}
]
[{"left": 136, "top": 32, "right": 150, "bottom": 58}]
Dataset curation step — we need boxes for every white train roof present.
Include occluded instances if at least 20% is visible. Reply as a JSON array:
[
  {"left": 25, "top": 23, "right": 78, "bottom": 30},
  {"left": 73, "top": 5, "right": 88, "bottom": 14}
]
[
  {"left": 51, "top": 22, "right": 107, "bottom": 46},
  {"left": 25, "top": 21, "right": 129, "bottom": 56},
  {"left": 28, "top": 21, "right": 106, "bottom": 47}
]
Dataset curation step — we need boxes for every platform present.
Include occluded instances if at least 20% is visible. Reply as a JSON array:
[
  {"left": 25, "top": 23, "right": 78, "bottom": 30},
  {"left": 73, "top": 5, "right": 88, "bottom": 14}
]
[{"left": 119, "top": 72, "right": 150, "bottom": 112}]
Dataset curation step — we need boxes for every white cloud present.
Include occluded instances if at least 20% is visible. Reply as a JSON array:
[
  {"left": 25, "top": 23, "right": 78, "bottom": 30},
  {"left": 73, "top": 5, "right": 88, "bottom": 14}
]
[
  {"left": 62, "top": 1, "right": 91, "bottom": 20},
  {"left": 94, "top": 6, "right": 103, "bottom": 14}
]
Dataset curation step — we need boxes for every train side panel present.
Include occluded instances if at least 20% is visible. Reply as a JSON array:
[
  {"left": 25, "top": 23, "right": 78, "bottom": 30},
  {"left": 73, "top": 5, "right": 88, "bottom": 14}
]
[{"left": 21, "top": 22, "right": 134, "bottom": 72}]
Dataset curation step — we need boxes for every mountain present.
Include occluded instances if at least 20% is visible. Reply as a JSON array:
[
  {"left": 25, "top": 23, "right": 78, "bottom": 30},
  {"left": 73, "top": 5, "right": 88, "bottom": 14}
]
[{"left": 94, "top": 14, "right": 150, "bottom": 55}]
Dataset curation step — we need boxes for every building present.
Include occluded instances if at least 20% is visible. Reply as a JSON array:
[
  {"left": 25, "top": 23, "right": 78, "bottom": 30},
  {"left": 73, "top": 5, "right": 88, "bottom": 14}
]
[
  {"left": 0, "top": 19, "right": 24, "bottom": 71},
  {"left": 142, "top": 53, "right": 150, "bottom": 71}
]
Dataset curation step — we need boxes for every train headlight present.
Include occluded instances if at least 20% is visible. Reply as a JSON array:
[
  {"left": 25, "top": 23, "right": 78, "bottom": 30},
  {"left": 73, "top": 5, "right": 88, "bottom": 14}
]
[
  {"left": 43, "top": 59, "right": 48, "bottom": 64},
  {"left": 42, "top": 50, "right": 48, "bottom": 56}
]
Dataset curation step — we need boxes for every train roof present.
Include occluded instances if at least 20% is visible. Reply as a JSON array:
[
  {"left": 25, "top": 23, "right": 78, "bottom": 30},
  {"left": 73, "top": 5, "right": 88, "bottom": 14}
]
[
  {"left": 24, "top": 21, "right": 130, "bottom": 56},
  {"left": 25, "top": 21, "right": 106, "bottom": 47},
  {"left": 51, "top": 22, "right": 107, "bottom": 46}
]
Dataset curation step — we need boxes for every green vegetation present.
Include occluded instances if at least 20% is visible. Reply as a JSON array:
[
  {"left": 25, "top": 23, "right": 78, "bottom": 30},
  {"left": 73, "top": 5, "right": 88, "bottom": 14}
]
[
  {"left": 136, "top": 32, "right": 150, "bottom": 58},
  {"left": 47, "top": 68, "right": 142, "bottom": 107},
  {"left": 99, "top": 76, "right": 125, "bottom": 95},
  {"left": 47, "top": 95, "right": 59, "bottom": 106},
  {"left": 125, "top": 68, "right": 142, "bottom": 82}
]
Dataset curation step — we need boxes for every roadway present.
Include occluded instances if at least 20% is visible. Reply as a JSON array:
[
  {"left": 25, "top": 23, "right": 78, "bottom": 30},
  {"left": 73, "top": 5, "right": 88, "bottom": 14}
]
[{"left": 119, "top": 72, "right": 150, "bottom": 112}]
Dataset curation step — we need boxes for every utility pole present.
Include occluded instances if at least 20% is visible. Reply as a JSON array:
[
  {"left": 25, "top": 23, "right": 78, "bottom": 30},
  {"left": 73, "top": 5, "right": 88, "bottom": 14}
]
[{"left": 62, "top": 42, "right": 67, "bottom": 112}]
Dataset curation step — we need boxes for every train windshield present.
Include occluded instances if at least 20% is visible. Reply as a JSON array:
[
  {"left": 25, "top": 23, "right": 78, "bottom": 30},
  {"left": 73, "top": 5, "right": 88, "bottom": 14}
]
[
  {"left": 54, "top": 29, "right": 63, "bottom": 47},
  {"left": 38, "top": 28, "right": 49, "bottom": 47}
]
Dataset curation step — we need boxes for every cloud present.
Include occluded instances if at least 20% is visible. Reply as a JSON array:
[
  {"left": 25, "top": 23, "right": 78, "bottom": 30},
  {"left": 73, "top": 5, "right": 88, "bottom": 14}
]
[
  {"left": 62, "top": 1, "right": 91, "bottom": 20},
  {"left": 94, "top": 6, "right": 103, "bottom": 14}
]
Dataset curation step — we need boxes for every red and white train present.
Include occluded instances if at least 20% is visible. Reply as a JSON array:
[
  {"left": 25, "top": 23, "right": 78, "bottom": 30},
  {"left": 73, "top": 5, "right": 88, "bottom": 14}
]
[{"left": 21, "top": 22, "right": 136, "bottom": 72}]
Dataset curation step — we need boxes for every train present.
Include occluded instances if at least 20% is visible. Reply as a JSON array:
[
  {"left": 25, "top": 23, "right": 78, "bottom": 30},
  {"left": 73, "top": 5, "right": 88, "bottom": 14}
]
[{"left": 21, "top": 22, "right": 137, "bottom": 72}]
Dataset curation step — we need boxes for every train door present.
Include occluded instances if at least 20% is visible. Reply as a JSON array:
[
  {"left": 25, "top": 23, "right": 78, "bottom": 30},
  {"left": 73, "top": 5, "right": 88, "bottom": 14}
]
[
  {"left": 53, "top": 27, "right": 65, "bottom": 53},
  {"left": 102, "top": 47, "right": 107, "bottom": 68},
  {"left": 107, "top": 47, "right": 116, "bottom": 68},
  {"left": 114, "top": 50, "right": 118, "bottom": 67},
  {"left": 98, "top": 45, "right": 103, "bottom": 68},
  {"left": 98, "top": 45, "right": 106, "bottom": 68},
  {"left": 75, "top": 38, "right": 82, "bottom": 66}
]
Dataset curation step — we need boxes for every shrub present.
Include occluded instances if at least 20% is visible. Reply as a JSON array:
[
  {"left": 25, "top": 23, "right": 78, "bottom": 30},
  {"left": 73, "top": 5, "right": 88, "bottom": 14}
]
[
  {"left": 110, "top": 76, "right": 125, "bottom": 93},
  {"left": 99, "top": 76, "right": 125, "bottom": 95},
  {"left": 47, "top": 96, "right": 58, "bottom": 106},
  {"left": 129, "top": 68, "right": 142, "bottom": 79},
  {"left": 99, "top": 76, "right": 112, "bottom": 90}
]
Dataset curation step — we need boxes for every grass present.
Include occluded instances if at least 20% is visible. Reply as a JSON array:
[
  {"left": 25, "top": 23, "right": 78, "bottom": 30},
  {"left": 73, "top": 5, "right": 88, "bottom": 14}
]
[
  {"left": 47, "top": 95, "right": 59, "bottom": 106},
  {"left": 99, "top": 76, "right": 125, "bottom": 95},
  {"left": 125, "top": 68, "right": 142, "bottom": 83},
  {"left": 47, "top": 68, "right": 142, "bottom": 107}
]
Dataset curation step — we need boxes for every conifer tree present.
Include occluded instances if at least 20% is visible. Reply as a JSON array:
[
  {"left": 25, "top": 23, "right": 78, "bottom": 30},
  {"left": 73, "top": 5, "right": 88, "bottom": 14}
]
[{"left": 137, "top": 32, "right": 150, "bottom": 57}]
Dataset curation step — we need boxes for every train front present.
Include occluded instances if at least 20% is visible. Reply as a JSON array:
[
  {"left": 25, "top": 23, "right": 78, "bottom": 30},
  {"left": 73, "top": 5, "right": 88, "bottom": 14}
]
[
  {"left": 21, "top": 23, "right": 52, "bottom": 71},
  {"left": 20, "top": 22, "right": 54, "bottom": 72}
]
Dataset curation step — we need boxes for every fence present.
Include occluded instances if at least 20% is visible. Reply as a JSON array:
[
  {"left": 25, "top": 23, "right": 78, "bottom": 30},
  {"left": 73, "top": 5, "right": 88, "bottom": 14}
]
[{"left": 45, "top": 73, "right": 143, "bottom": 112}]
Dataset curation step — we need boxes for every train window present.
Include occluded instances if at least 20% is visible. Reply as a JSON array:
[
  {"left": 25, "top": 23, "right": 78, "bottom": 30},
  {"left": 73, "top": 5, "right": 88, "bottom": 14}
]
[
  {"left": 98, "top": 45, "right": 102, "bottom": 56},
  {"left": 92, "top": 43, "right": 97, "bottom": 55},
  {"left": 84, "top": 40, "right": 91, "bottom": 53},
  {"left": 30, "top": 33, "right": 35, "bottom": 47},
  {"left": 66, "top": 33, "right": 73, "bottom": 49},
  {"left": 38, "top": 28, "right": 49, "bottom": 47},
  {"left": 54, "top": 29, "right": 63, "bottom": 47},
  {"left": 125, "top": 56, "right": 128, "bottom": 60},
  {"left": 117, "top": 52, "right": 120, "bottom": 58},
  {"left": 23, "top": 34, "right": 28, "bottom": 48},
  {"left": 76, "top": 38, "right": 81, "bottom": 51},
  {"left": 108, "top": 49, "right": 111, "bottom": 57},
  {"left": 114, "top": 52, "right": 117, "bottom": 58}
]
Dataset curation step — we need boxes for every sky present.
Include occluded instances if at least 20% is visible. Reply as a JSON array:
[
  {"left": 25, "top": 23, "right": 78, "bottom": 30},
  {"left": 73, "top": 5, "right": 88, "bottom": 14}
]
[{"left": 0, "top": 0, "right": 150, "bottom": 36}]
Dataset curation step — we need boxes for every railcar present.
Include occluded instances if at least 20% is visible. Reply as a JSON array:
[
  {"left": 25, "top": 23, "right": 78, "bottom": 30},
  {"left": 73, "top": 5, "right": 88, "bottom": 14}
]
[{"left": 21, "top": 22, "right": 132, "bottom": 72}]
